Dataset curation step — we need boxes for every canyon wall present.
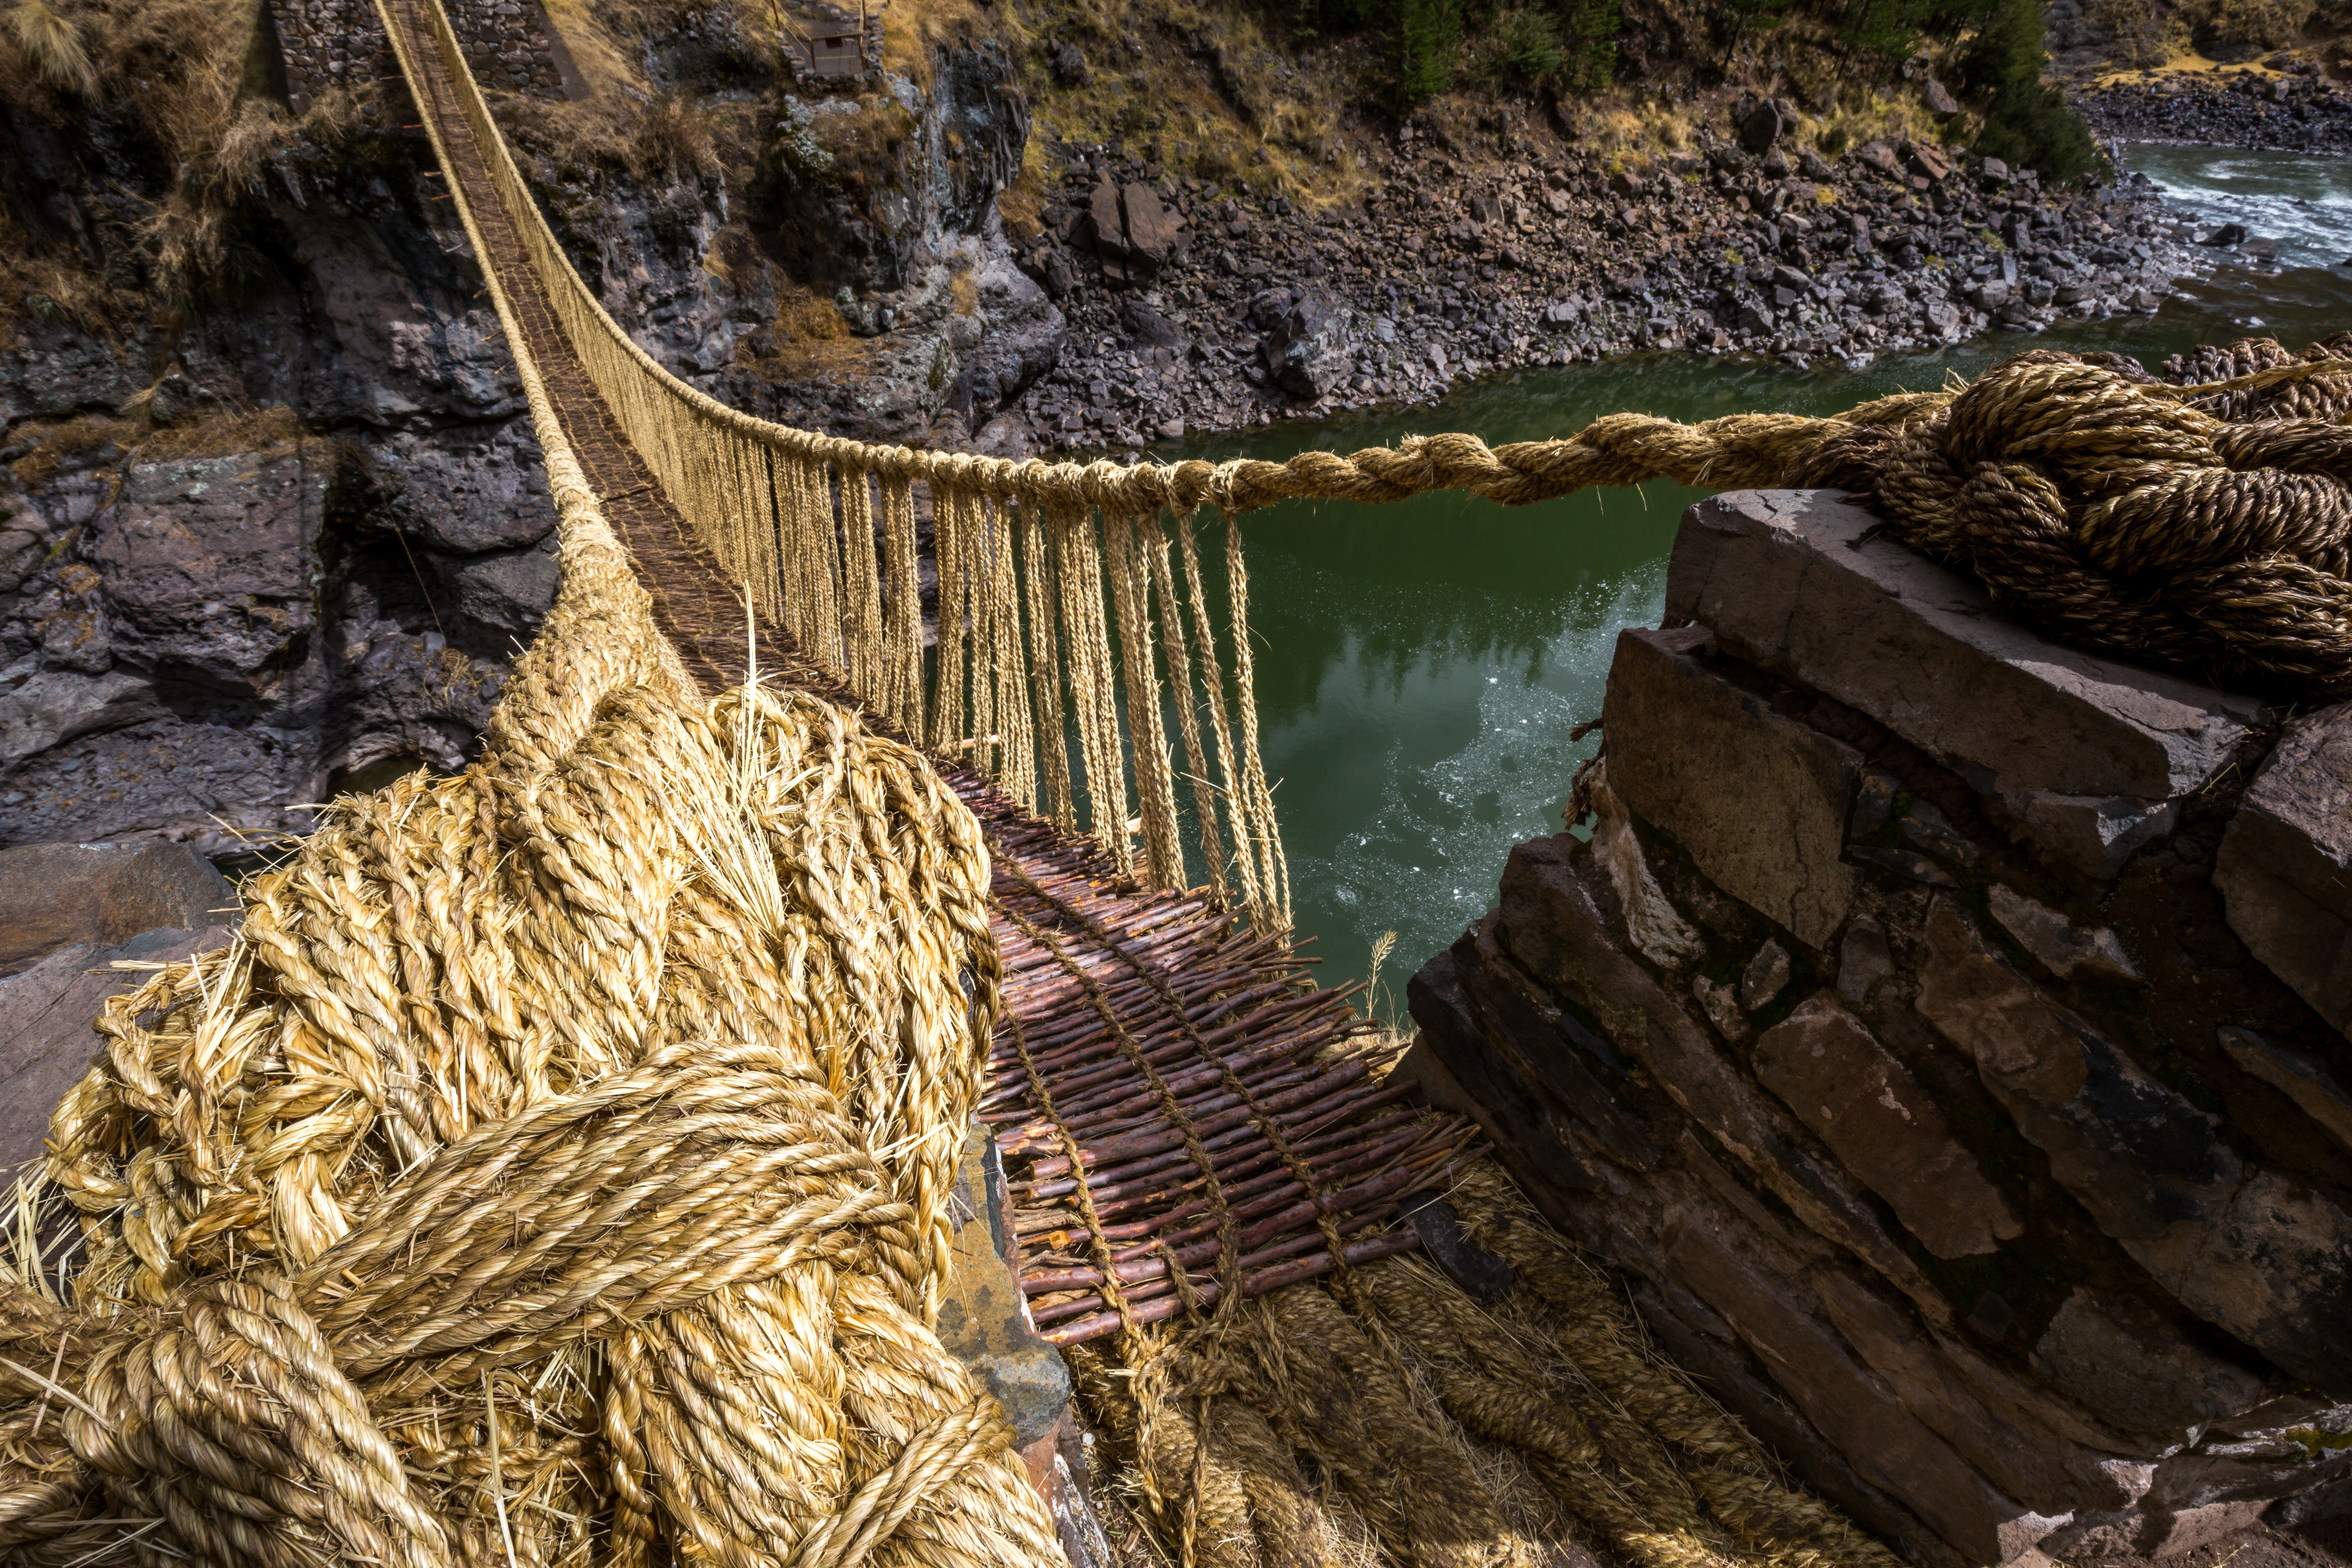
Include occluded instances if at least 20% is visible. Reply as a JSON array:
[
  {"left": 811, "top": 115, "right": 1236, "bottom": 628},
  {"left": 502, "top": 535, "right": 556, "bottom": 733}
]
[{"left": 0, "top": 12, "right": 1050, "bottom": 855}]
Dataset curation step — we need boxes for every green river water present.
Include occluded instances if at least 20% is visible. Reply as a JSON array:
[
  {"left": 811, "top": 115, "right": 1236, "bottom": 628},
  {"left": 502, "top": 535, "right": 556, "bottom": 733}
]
[{"left": 1167, "top": 145, "right": 2352, "bottom": 1010}]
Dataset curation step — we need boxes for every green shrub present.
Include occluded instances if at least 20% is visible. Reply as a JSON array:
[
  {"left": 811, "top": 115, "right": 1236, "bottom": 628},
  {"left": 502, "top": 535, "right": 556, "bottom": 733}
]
[
  {"left": 1833, "top": 0, "right": 1987, "bottom": 59},
  {"left": 1954, "top": 0, "right": 2103, "bottom": 186},
  {"left": 1556, "top": 0, "right": 1618, "bottom": 89},
  {"left": 1486, "top": 7, "right": 1565, "bottom": 80},
  {"left": 1396, "top": 0, "right": 1463, "bottom": 104}
]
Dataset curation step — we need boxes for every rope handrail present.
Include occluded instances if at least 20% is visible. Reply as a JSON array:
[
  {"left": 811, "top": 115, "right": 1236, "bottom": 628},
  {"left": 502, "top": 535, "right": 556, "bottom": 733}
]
[
  {"left": 386, "top": 0, "right": 2352, "bottom": 928},
  {"left": 4, "top": 9, "right": 2348, "bottom": 1568},
  {"left": 398, "top": 0, "right": 1295, "bottom": 915}
]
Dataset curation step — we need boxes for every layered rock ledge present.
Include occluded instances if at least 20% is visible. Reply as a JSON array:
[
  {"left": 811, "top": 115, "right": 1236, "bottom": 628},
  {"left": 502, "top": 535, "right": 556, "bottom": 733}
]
[{"left": 1407, "top": 490, "right": 2352, "bottom": 1568}]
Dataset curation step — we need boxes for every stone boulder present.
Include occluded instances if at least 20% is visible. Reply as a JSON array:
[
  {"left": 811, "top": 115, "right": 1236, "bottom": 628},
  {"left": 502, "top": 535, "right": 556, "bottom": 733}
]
[
  {"left": 1902, "top": 140, "right": 1955, "bottom": 182},
  {"left": 0, "top": 923, "right": 235, "bottom": 1175},
  {"left": 939, "top": 1122, "right": 1071, "bottom": 1449},
  {"left": 1118, "top": 184, "right": 1185, "bottom": 274},
  {"left": 362, "top": 422, "right": 557, "bottom": 556},
  {"left": 1604, "top": 626, "right": 1859, "bottom": 947},
  {"left": 0, "top": 669, "right": 166, "bottom": 772},
  {"left": 1753, "top": 993, "right": 2022, "bottom": 1259},
  {"left": 1258, "top": 288, "right": 1358, "bottom": 400},
  {"left": 1120, "top": 298, "right": 1189, "bottom": 352},
  {"left": 432, "top": 540, "right": 561, "bottom": 639},
  {"left": 82, "top": 449, "right": 327, "bottom": 695},
  {"left": 0, "top": 838, "right": 239, "bottom": 1174},
  {"left": 964, "top": 247, "right": 1066, "bottom": 420},
  {"left": 1084, "top": 179, "right": 1124, "bottom": 263},
  {"left": 1665, "top": 491, "right": 2263, "bottom": 878},
  {"left": 934, "top": 1121, "right": 1109, "bottom": 1562},
  {"left": 0, "top": 519, "right": 43, "bottom": 596},
  {"left": 1246, "top": 286, "right": 1297, "bottom": 334},
  {"left": 1086, "top": 181, "right": 1187, "bottom": 285},
  {"left": 0, "top": 839, "right": 235, "bottom": 976},
  {"left": 1855, "top": 140, "right": 1902, "bottom": 175},
  {"left": 1734, "top": 92, "right": 1797, "bottom": 155},
  {"left": 2216, "top": 702, "right": 2352, "bottom": 1034}
]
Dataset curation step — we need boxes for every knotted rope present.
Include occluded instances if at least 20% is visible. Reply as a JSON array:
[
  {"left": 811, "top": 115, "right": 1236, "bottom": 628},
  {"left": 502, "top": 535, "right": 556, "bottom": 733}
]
[{"left": 4, "top": 662, "right": 1064, "bottom": 1568}]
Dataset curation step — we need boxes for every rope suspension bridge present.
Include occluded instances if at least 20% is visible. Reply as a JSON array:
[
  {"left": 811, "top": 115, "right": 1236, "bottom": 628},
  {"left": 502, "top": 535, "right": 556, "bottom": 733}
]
[{"left": 6, "top": 2, "right": 2352, "bottom": 1563}]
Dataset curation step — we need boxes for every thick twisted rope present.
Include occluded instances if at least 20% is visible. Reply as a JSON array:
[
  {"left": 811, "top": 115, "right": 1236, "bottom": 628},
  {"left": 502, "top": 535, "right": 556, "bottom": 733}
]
[
  {"left": 7, "top": 671, "right": 1063, "bottom": 1568},
  {"left": 0, "top": 22, "right": 1063, "bottom": 1551},
  {"left": 1854, "top": 344, "right": 2352, "bottom": 693}
]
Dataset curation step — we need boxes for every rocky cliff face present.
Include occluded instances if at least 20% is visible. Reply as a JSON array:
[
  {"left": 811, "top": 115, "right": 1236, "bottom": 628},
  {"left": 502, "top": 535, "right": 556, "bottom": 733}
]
[
  {"left": 0, "top": 9, "right": 1056, "bottom": 856},
  {"left": 735, "top": 42, "right": 1064, "bottom": 448},
  {"left": 0, "top": 100, "right": 555, "bottom": 857}
]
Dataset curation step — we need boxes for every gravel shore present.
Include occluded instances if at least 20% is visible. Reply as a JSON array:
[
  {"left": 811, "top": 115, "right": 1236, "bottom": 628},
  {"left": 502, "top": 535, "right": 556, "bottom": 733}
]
[
  {"left": 2075, "top": 66, "right": 2352, "bottom": 156},
  {"left": 986, "top": 101, "right": 2200, "bottom": 452}
]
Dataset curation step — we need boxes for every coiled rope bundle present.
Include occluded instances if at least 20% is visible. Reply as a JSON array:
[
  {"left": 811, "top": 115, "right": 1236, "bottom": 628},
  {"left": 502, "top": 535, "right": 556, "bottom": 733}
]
[
  {"left": 0, "top": 491, "right": 1065, "bottom": 1568},
  {"left": 1815, "top": 334, "right": 2352, "bottom": 693}
]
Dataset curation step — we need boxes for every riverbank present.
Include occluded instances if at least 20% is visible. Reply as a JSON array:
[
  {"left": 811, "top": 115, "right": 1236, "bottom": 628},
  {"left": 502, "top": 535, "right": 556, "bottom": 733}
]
[
  {"left": 2075, "top": 64, "right": 2352, "bottom": 157},
  {"left": 979, "top": 101, "right": 2199, "bottom": 453}
]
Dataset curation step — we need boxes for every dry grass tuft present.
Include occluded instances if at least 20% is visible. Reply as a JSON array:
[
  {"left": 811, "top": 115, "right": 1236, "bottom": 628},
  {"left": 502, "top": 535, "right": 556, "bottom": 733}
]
[
  {"left": 10, "top": 400, "right": 305, "bottom": 483},
  {"left": 134, "top": 401, "right": 306, "bottom": 459},
  {"left": 491, "top": 0, "right": 769, "bottom": 214},
  {"left": 0, "top": 245, "right": 121, "bottom": 336},
  {"left": 7, "top": 414, "right": 126, "bottom": 485},
  {"left": 0, "top": 0, "right": 357, "bottom": 317},
  {"left": 1017, "top": 0, "right": 1382, "bottom": 206},
  {"left": 629, "top": 90, "right": 721, "bottom": 180},
  {"left": 7, "top": 0, "right": 94, "bottom": 92},
  {"left": 876, "top": 0, "right": 994, "bottom": 86},
  {"left": 1, "top": 1176, "right": 72, "bottom": 1307},
  {"left": 996, "top": 145, "right": 1051, "bottom": 244},
  {"left": 2172, "top": 0, "right": 2316, "bottom": 48},
  {"left": 1813, "top": 89, "right": 1946, "bottom": 156},
  {"left": 776, "top": 285, "right": 852, "bottom": 341}
]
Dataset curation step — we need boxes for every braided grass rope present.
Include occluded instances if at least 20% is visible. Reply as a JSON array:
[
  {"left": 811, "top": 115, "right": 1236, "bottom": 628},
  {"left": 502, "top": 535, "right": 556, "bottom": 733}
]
[
  {"left": 0, "top": 18, "right": 1061, "bottom": 1560},
  {"left": 0, "top": 496, "right": 1067, "bottom": 1568},
  {"left": 9, "top": 3, "right": 2341, "bottom": 1562},
  {"left": 387, "top": 0, "right": 2352, "bottom": 919}
]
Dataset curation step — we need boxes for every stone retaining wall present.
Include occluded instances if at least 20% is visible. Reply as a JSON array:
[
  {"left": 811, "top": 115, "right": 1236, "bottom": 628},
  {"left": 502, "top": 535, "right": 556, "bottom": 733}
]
[{"left": 1406, "top": 490, "right": 2352, "bottom": 1568}]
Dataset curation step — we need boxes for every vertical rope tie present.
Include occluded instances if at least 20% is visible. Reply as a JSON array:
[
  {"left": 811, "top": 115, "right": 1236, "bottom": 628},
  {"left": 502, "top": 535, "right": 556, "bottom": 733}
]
[
  {"left": 933, "top": 484, "right": 970, "bottom": 754},
  {"left": 1149, "top": 515, "right": 1228, "bottom": 907},
  {"left": 1176, "top": 514, "right": 1259, "bottom": 922},
  {"left": 1052, "top": 503, "right": 1133, "bottom": 872},
  {"left": 984, "top": 496, "right": 1038, "bottom": 810},
  {"left": 882, "top": 475, "right": 923, "bottom": 735},
  {"left": 1105, "top": 510, "right": 1187, "bottom": 891},
  {"left": 1020, "top": 502, "right": 1077, "bottom": 833}
]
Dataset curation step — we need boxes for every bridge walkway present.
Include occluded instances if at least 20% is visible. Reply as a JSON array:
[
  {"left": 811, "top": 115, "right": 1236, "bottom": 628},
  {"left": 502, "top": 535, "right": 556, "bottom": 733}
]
[{"left": 376, "top": 0, "right": 1453, "bottom": 1341}]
